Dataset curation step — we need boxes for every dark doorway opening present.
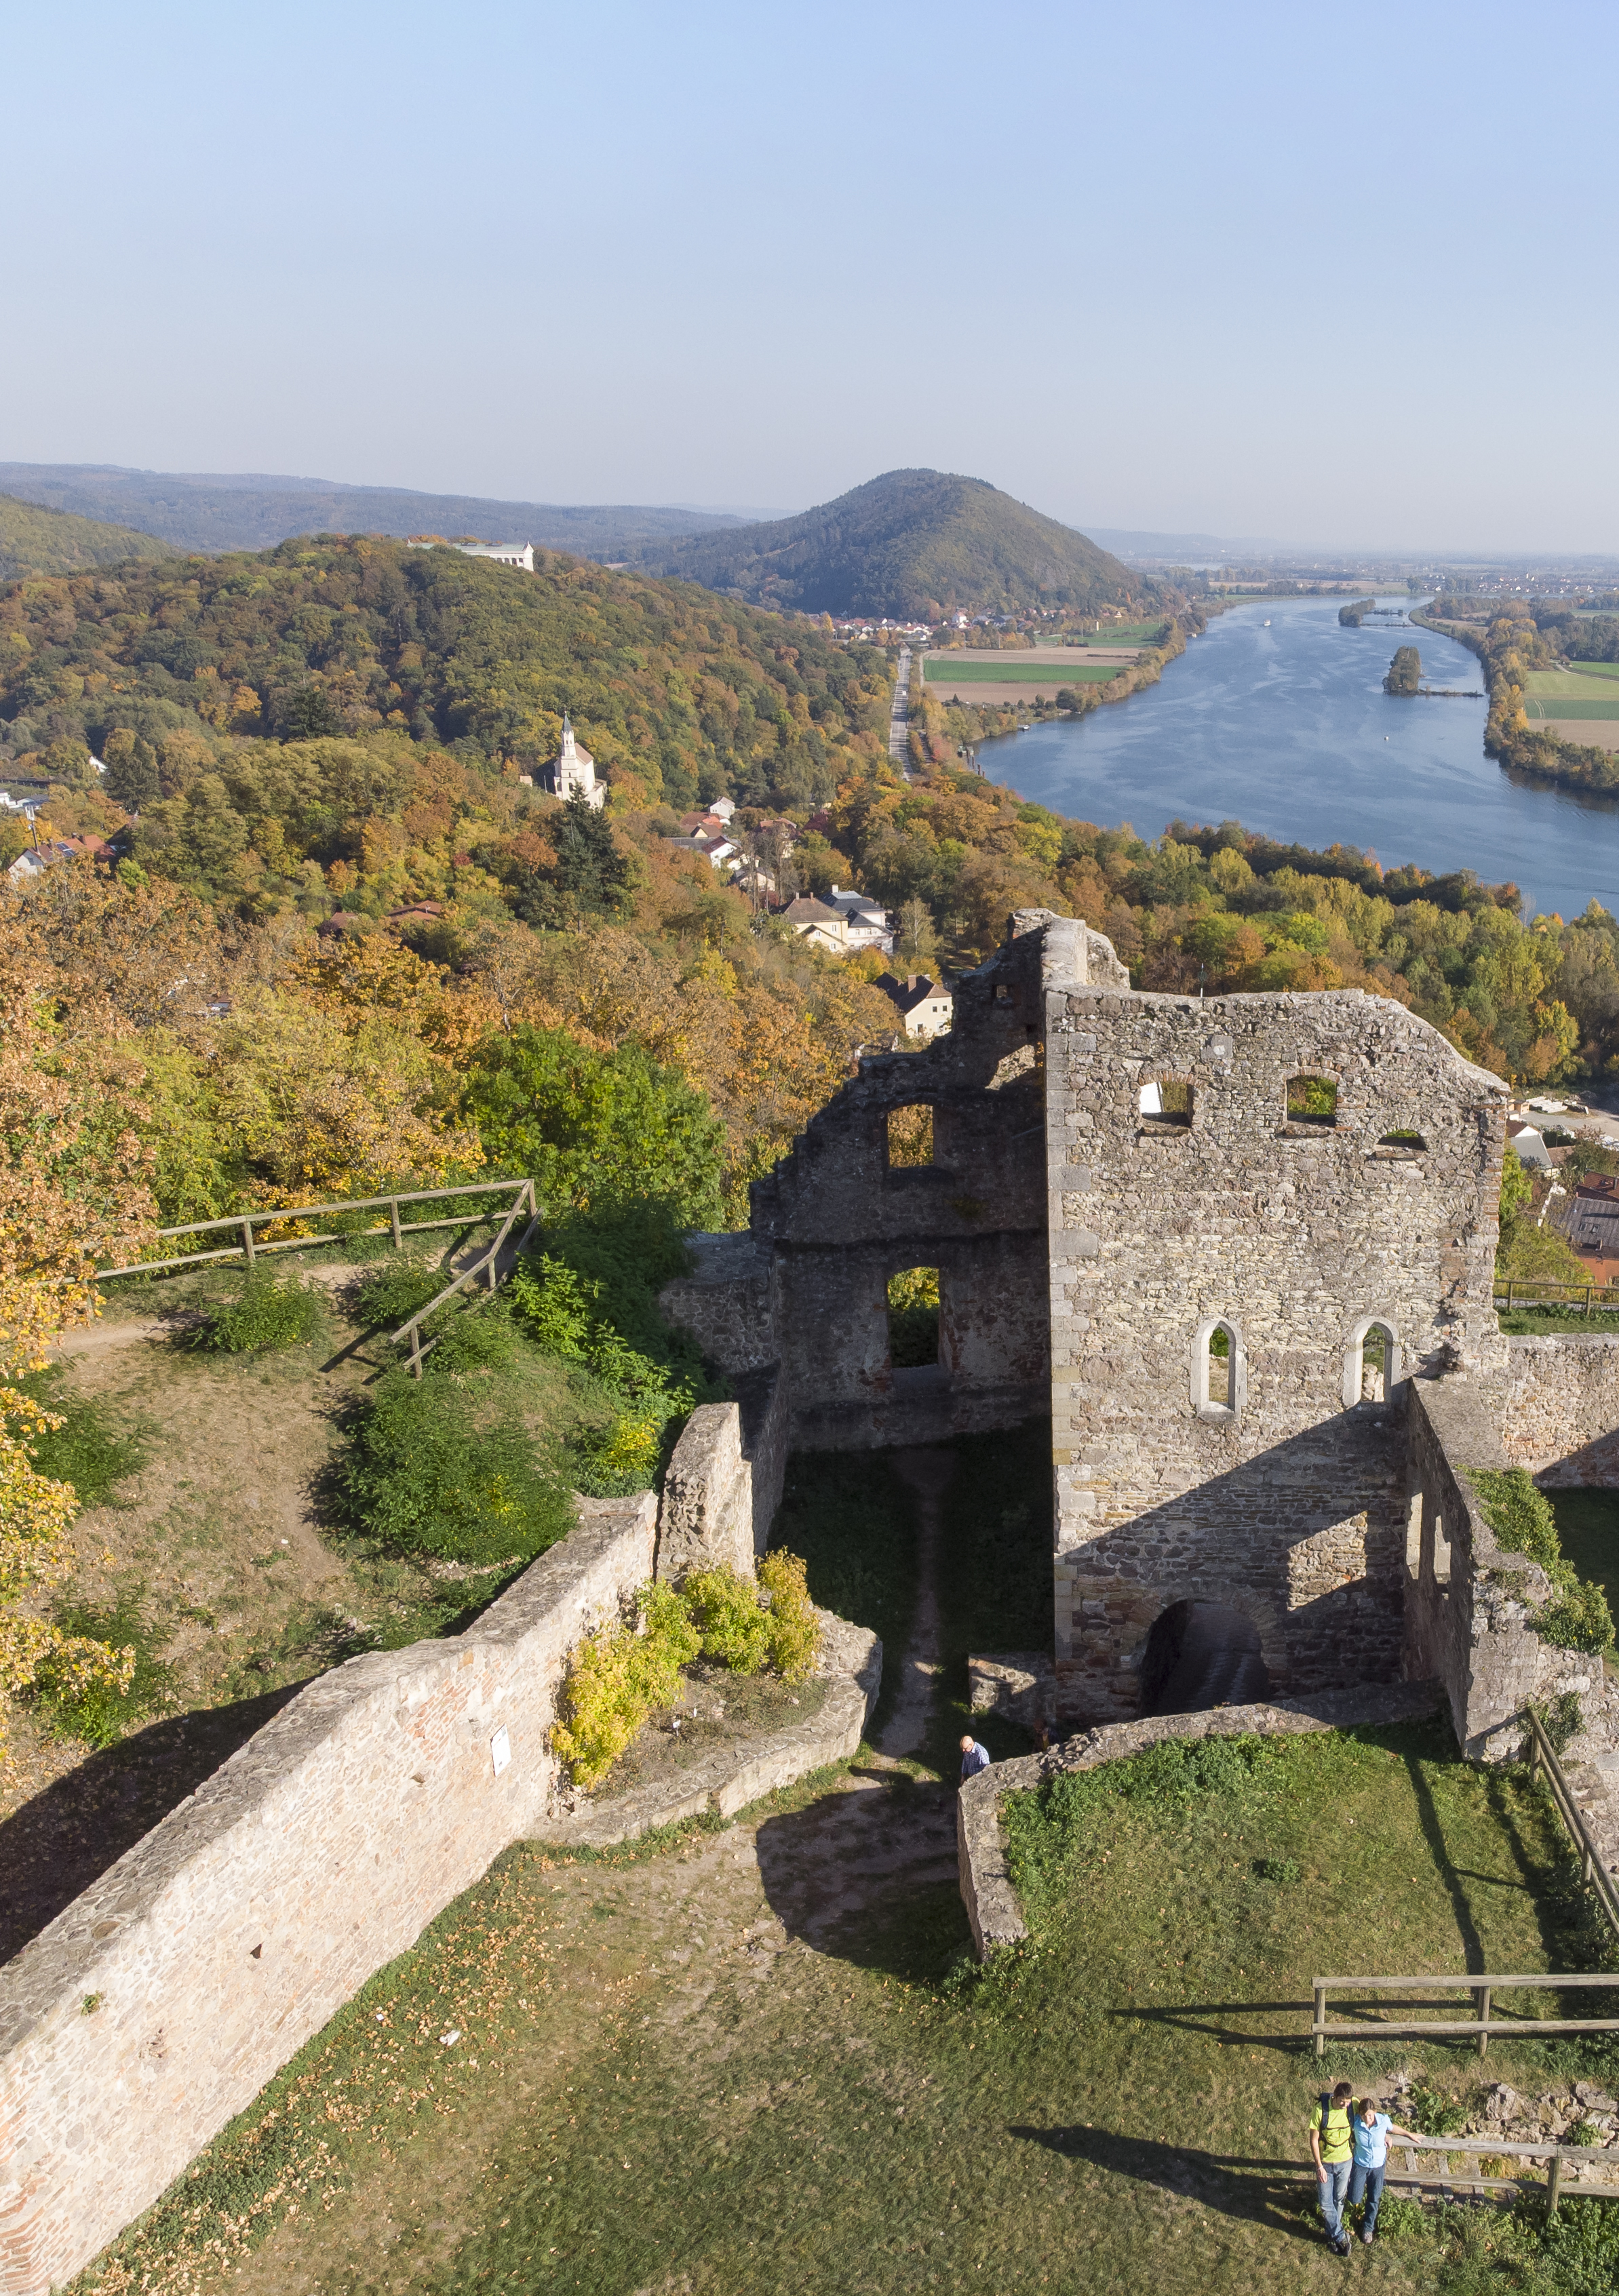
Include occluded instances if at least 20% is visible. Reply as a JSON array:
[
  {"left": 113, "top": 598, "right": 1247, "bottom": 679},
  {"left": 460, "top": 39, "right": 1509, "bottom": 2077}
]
[{"left": 1138, "top": 1599, "right": 1271, "bottom": 1718}]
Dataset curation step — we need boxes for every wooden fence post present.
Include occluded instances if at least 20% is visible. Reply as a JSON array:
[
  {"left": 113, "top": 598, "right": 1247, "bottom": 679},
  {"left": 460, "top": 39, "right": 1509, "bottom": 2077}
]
[
  {"left": 410, "top": 1325, "right": 423, "bottom": 1381},
  {"left": 390, "top": 1197, "right": 402, "bottom": 1250},
  {"left": 1476, "top": 1985, "right": 1491, "bottom": 2056},
  {"left": 1548, "top": 2150, "right": 1564, "bottom": 2217},
  {"left": 1313, "top": 1983, "right": 1327, "bottom": 2057},
  {"left": 241, "top": 1217, "right": 255, "bottom": 1267}
]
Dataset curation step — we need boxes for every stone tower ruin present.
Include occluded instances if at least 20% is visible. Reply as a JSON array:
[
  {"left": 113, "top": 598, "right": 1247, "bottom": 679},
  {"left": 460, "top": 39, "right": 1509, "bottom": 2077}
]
[{"left": 663, "top": 909, "right": 1508, "bottom": 1726}]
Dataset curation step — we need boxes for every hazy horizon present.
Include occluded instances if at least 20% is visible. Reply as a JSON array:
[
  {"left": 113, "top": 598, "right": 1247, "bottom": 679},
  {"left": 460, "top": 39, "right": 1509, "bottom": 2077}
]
[{"left": 6, "top": 0, "right": 1614, "bottom": 556}]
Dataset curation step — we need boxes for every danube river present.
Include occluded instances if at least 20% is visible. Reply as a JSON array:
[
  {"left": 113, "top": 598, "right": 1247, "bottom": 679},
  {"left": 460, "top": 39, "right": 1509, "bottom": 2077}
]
[{"left": 986, "top": 596, "right": 1619, "bottom": 922}]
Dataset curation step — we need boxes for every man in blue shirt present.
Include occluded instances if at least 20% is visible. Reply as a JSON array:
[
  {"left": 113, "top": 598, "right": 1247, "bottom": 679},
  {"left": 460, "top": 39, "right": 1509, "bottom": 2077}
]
[
  {"left": 959, "top": 1735, "right": 991, "bottom": 1781},
  {"left": 1349, "top": 2095, "right": 1420, "bottom": 2244}
]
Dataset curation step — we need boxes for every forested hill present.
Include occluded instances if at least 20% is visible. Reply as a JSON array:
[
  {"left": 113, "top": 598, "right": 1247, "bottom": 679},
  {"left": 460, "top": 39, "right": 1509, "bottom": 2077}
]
[
  {"left": 0, "top": 535, "right": 891, "bottom": 818},
  {"left": 625, "top": 469, "right": 1152, "bottom": 619},
  {"left": 0, "top": 493, "right": 175, "bottom": 582},
  {"left": 0, "top": 463, "right": 746, "bottom": 560}
]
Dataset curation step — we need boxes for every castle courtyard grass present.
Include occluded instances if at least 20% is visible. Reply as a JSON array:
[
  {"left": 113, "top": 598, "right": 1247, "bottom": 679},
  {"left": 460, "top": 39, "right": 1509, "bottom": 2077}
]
[{"left": 73, "top": 1715, "right": 1618, "bottom": 2296}]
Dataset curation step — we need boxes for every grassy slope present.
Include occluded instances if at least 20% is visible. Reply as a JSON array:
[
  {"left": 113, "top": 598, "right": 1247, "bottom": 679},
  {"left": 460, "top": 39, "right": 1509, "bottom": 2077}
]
[
  {"left": 0, "top": 492, "right": 174, "bottom": 580},
  {"left": 627, "top": 467, "right": 1152, "bottom": 620},
  {"left": 1547, "top": 1489, "right": 1619, "bottom": 1657},
  {"left": 75, "top": 1717, "right": 1607, "bottom": 2296}
]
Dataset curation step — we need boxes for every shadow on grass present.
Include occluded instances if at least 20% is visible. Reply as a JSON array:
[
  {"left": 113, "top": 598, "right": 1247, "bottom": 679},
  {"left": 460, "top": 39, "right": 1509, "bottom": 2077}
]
[
  {"left": 1009, "top": 2124, "right": 1319, "bottom": 2240},
  {"left": 0, "top": 1686, "right": 303, "bottom": 1967},
  {"left": 753, "top": 1775, "right": 970, "bottom": 1981},
  {"left": 1403, "top": 1745, "right": 1487, "bottom": 1973}
]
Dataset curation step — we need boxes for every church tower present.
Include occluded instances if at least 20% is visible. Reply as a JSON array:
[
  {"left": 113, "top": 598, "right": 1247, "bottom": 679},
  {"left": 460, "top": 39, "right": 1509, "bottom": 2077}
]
[{"left": 546, "top": 713, "right": 604, "bottom": 808}]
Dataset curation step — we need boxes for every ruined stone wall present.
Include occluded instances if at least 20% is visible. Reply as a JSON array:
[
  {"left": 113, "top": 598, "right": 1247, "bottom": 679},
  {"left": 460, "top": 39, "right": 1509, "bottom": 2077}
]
[
  {"left": 1406, "top": 1376, "right": 1610, "bottom": 1760},
  {"left": 663, "top": 917, "right": 1131, "bottom": 1457},
  {"left": 0, "top": 1495, "right": 657, "bottom": 2296},
  {"left": 655, "top": 1372, "right": 787, "bottom": 1577},
  {"left": 1502, "top": 1337, "right": 1619, "bottom": 1485},
  {"left": 1042, "top": 948, "right": 1508, "bottom": 1726}
]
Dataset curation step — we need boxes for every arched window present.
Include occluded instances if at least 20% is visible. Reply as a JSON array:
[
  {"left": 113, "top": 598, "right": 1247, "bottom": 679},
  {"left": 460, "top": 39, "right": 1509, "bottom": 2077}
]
[
  {"left": 1285, "top": 1073, "right": 1338, "bottom": 1129},
  {"left": 1344, "top": 1316, "right": 1401, "bottom": 1408},
  {"left": 887, "top": 1266, "right": 939, "bottom": 1366},
  {"left": 886, "top": 1104, "right": 933, "bottom": 1168},
  {"left": 1192, "top": 1316, "right": 1244, "bottom": 1419}
]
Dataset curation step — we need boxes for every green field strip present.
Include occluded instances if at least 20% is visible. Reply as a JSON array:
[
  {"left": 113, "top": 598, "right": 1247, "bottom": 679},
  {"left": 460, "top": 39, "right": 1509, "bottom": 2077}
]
[
  {"left": 1565, "top": 658, "right": 1619, "bottom": 679},
  {"left": 1526, "top": 698, "right": 1619, "bottom": 721},
  {"left": 924, "top": 660, "right": 1122, "bottom": 684},
  {"left": 1523, "top": 671, "right": 1619, "bottom": 699}
]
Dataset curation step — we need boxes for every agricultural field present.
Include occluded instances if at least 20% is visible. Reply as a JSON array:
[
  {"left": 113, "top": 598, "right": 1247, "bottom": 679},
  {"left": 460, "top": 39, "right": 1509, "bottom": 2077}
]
[
  {"left": 923, "top": 660, "right": 1124, "bottom": 686},
  {"left": 1521, "top": 669, "right": 1619, "bottom": 746}
]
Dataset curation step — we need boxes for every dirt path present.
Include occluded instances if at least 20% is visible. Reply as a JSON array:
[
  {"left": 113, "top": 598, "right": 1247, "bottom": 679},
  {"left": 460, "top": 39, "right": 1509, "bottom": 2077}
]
[{"left": 878, "top": 1445, "right": 953, "bottom": 1762}]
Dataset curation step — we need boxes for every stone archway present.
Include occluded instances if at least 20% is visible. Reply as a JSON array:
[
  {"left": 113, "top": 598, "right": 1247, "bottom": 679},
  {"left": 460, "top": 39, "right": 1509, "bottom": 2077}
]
[{"left": 1139, "top": 1598, "right": 1272, "bottom": 1718}]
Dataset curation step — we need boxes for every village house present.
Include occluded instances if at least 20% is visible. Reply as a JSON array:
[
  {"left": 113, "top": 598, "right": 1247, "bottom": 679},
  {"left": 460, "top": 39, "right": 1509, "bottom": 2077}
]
[
  {"left": 876, "top": 972, "right": 954, "bottom": 1037},
  {"left": 780, "top": 894, "right": 851, "bottom": 955},
  {"left": 826, "top": 885, "right": 894, "bottom": 953}
]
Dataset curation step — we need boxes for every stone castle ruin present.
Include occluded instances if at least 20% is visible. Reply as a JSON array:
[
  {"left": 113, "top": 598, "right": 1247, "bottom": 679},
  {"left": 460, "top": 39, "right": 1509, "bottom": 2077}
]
[
  {"left": 14, "top": 911, "right": 1619, "bottom": 2296},
  {"left": 665, "top": 908, "right": 1616, "bottom": 1755}
]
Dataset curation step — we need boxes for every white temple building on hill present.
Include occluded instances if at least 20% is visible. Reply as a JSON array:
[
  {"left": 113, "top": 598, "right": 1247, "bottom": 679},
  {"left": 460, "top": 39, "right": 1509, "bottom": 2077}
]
[{"left": 546, "top": 714, "right": 604, "bottom": 808}]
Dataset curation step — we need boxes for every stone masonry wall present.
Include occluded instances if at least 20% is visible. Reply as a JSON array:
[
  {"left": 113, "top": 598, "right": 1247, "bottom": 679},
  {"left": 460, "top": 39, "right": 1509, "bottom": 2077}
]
[
  {"left": 1407, "top": 1374, "right": 1612, "bottom": 1761},
  {"left": 0, "top": 1499, "right": 659, "bottom": 2296},
  {"left": 1502, "top": 1337, "right": 1619, "bottom": 1486},
  {"left": 1042, "top": 934, "right": 1509, "bottom": 1726},
  {"left": 655, "top": 1374, "right": 787, "bottom": 1577}
]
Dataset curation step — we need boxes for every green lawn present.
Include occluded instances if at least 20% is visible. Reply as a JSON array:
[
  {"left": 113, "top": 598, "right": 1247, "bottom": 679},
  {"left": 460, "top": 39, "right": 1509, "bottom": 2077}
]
[
  {"left": 77, "top": 1713, "right": 1619, "bottom": 2296},
  {"left": 1523, "top": 671, "right": 1619, "bottom": 702},
  {"left": 1547, "top": 1488, "right": 1619, "bottom": 1657},
  {"left": 1526, "top": 700, "right": 1619, "bottom": 722},
  {"left": 924, "top": 660, "right": 1123, "bottom": 685}
]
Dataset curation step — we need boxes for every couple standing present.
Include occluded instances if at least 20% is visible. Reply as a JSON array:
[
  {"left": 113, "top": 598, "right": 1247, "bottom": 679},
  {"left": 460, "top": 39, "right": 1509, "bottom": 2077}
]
[{"left": 1308, "top": 2081, "right": 1418, "bottom": 2253}]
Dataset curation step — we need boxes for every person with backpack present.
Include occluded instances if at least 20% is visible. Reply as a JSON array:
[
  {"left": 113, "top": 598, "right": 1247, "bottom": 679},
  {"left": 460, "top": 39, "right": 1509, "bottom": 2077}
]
[
  {"left": 1308, "top": 2081, "right": 1357, "bottom": 2253},
  {"left": 1348, "top": 2095, "right": 1420, "bottom": 2244}
]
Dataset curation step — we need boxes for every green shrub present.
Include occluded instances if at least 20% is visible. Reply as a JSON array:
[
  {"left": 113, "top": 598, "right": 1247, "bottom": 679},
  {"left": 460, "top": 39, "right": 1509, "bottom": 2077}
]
[
  {"left": 511, "top": 1212, "right": 721, "bottom": 1496},
  {"left": 1470, "top": 1466, "right": 1615, "bottom": 1655},
  {"left": 1369, "top": 2195, "right": 1426, "bottom": 2241},
  {"left": 190, "top": 1273, "right": 328, "bottom": 1356},
  {"left": 1537, "top": 1688, "right": 1585, "bottom": 1756},
  {"left": 353, "top": 1261, "right": 447, "bottom": 1333},
  {"left": 684, "top": 1565, "right": 774, "bottom": 1673},
  {"left": 550, "top": 1560, "right": 821, "bottom": 1792},
  {"left": 31, "top": 1595, "right": 175, "bottom": 1747},
  {"left": 757, "top": 1549, "right": 819, "bottom": 1682},
  {"left": 338, "top": 1368, "right": 572, "bottom": 1566},
  {"left": 1406, "top": 2079, "right": 1468, "bottom": 2137},
  {"left": 550, "top": 1582, "right": 702, "bottom": 1790}
]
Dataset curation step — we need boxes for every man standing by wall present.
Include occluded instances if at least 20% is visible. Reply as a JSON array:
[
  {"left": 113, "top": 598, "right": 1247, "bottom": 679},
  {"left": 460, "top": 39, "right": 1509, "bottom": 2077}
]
[{"left": 1308, "top": 2080, "right": 1357, "bottom": 2255}]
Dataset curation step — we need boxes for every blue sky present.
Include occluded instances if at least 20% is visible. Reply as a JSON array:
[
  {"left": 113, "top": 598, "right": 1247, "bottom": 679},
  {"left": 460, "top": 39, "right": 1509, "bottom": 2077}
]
[{"left": 5, "top": 0, "right": 1614, "bottom": 551}]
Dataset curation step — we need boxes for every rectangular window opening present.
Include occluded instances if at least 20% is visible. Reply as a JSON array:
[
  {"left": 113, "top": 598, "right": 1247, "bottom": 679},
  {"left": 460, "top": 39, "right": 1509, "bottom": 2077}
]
[
  {"left": 1140, "top": 1078, "right": 1193, "bottom": 1130},
  {"left": 1286, "top": 1073, "right": 1338, "bottom": 1126},
  {"left": 888, "top": 1266, "right": 939, "bottom": 1366},
  {"left": 886, "top": 1104, "right": 935, "bottom": 1168}
]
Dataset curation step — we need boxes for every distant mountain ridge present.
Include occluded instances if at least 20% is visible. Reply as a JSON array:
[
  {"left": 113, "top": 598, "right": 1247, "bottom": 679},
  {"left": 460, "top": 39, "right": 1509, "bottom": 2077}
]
[
  {"left": 624, "top": 469, "right": 1152, "bottom": 618},
  {"left": 0, "top": 492, "right": 176, "bottom": 581},
  {"left": 0, "top": 464, "right": 751, "bottom": 560}
]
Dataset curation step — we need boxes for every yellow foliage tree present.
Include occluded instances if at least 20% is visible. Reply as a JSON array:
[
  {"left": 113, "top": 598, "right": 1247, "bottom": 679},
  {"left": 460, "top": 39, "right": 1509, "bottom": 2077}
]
[{"left": 0, "top": 967, "right": 155, "bottom": 1749}]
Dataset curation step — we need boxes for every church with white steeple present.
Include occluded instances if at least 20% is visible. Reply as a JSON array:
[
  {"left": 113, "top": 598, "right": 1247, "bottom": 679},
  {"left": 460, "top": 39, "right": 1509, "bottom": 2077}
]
[{"left": 545, "top": 714, "right": 604, "bottom": 808}]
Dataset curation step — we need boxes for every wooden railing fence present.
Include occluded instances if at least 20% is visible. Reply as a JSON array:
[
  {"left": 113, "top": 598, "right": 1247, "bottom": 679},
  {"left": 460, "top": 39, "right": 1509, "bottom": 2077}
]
[
  {"left": 1384, "top": 2133, "right": 1619, "bottom": 2214},
  {"left": 1525, "top": 1704, "right": 1619, "bottom": 1936},
  {"left": 96, "top": 1178, "right": 537, "bottom": 1280},
  {"left": 388, "top": 1180, "right": 541, "bottom": 1378},
  {"left": 94, "top": 1175, "right": 543, "bottom": 1377},
  {"left": 1496, "top": 1276, "right": 1619, "bottom": 1317},
  {"left": 1310, "top": 1969, "right": 1619, "bottom": 2059}
]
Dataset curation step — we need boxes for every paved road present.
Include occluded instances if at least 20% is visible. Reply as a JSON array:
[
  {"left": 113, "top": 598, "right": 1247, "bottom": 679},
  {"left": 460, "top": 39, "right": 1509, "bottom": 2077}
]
[{"left": 888, "top": 646, "right": 912, "bottom": 774}]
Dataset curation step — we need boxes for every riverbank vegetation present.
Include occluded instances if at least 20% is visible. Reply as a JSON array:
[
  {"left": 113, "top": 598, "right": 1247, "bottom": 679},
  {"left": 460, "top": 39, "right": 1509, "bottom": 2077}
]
[
  {"left": 1384, "top": 644, "right": 1422, "bottom": 695},
  {"left": 911, "top": 610, "right": 1194, "bottom": 754},
  {"left": 1418, "top": 599, "right": 1619, "bottom": 795}
]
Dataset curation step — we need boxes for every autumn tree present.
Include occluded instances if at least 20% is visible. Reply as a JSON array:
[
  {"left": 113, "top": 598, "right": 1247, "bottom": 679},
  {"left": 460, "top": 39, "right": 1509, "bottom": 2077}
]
[{"left": 0, "top": 964, "right": 155, "bottom": 1749}]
